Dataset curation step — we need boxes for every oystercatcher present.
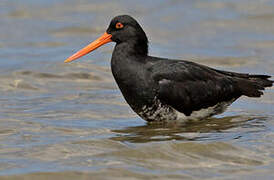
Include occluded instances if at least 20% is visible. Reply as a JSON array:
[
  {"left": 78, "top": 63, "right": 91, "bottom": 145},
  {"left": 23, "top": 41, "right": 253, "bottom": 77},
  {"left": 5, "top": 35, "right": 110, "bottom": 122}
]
[{"left": 65, "top": 15, "right": 273, "bottom": 122}]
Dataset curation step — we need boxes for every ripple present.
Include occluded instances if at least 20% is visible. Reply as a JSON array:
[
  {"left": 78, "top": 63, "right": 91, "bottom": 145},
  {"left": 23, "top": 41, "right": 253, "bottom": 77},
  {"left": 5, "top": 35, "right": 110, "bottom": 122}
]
[
  {"left": 9, "top": 79, "right": 39, "bottom": 91},
  {"left": 16, "top": 71, "right": 102, "bottom": 80},
  {"left": 111, "top": 116, "right": 257, "bottom": 143},
  {"left": 0, "top": 0, "right": 274, "bottom": 179},
  {"left": 50, "top": 27, "right": 104, "bottom": 37},
  {"left": 25, "top": 41, "right": 66, "bottom": 48},
  {"left": 8, "top": 10, "right": 31, "bottom": 19}
]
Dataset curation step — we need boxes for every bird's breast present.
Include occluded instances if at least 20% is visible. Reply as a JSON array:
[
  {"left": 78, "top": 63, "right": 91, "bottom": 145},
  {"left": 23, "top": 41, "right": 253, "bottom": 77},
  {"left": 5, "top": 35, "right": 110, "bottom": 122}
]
[{"left": 111, "top": 59, "right": 157, "bottom": 111}]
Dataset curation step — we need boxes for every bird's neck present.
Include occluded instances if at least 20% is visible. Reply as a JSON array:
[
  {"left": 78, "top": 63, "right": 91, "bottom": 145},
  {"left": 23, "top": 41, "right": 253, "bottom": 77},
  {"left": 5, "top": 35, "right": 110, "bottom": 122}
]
[
  {"left": 113, "top": 39, "right": 148, "bottom": 59},
  {"left": 111, "top": 41, "right": 146, "bottom": 78},
  {"left": 110, "top": 41, "right": 155, "bottom": 112},
  {"left": 110, "top": 39, "right": 149, "bottom": 87}
]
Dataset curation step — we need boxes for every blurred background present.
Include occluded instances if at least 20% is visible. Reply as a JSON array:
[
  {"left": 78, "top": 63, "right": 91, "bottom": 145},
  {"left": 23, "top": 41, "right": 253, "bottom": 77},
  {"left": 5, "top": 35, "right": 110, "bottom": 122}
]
[{"left": 0, "top": 0, "right": 273, "bottom": 179}]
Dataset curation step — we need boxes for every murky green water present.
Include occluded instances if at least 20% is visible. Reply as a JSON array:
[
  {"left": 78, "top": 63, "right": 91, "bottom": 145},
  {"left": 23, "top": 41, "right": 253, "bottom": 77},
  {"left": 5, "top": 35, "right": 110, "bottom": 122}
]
[{"left": 0, "top": 0, "right": 273, "bottom": 179}]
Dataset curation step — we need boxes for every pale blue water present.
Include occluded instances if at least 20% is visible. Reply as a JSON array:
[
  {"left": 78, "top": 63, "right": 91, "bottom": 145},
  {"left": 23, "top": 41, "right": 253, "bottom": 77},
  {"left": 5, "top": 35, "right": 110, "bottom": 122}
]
[{"left": 0, "top": 0, "right": 273, "bottom": 179}]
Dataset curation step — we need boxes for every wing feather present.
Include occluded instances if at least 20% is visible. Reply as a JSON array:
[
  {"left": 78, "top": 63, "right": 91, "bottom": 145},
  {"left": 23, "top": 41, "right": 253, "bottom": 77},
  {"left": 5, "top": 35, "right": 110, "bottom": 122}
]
[{"left": 151, "top": 60, "right": 240, "bottom": 116}]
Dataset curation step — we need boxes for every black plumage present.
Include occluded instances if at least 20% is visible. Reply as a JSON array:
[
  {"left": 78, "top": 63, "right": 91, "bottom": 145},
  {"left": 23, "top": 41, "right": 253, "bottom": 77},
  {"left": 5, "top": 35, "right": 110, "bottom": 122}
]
[{"left": 66, "top": 15, "right": 273, "bottom": 122}]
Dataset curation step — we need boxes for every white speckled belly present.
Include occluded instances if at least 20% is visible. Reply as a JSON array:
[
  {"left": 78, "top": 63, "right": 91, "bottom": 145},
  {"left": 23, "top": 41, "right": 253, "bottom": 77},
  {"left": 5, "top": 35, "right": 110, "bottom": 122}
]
[
  {"left": 138, "top": 98, "right": 235, "bottom": 122},
  {"left": 175, "top": 99, "right": 235, "bottom": 121}
]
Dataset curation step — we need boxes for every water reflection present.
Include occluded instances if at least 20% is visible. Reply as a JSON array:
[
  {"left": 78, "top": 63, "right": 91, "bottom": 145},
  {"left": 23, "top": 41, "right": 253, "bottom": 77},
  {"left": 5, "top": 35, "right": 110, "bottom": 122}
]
[{"left": 111, "top": 115, "right": 265, "bottom": 143}]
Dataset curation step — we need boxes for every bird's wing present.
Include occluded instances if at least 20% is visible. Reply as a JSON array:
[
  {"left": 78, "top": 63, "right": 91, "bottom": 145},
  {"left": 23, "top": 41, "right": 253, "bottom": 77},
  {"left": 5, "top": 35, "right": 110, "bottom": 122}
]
[{"left": 151, "top": 60, "right": 241, "bottom": 116}]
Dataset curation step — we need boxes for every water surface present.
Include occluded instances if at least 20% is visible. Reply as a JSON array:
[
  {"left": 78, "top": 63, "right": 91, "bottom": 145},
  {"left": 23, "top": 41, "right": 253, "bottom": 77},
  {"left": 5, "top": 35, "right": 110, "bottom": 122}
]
[{"left": 0, "top": 0, "right": 274, "bottom": 179}]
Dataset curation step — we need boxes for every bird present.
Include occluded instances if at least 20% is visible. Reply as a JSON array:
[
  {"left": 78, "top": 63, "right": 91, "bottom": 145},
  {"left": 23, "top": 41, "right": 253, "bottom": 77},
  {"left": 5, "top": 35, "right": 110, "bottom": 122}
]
[{"left": 65, "top": 15, "right": 273, "bottom": 123}]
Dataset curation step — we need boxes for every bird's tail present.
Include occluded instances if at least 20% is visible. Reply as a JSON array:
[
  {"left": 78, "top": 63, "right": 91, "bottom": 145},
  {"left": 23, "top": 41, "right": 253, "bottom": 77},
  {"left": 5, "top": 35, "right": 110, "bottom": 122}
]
[
  {"left": 236, "top": 74, "right": 273, "bottom": 97},
  {"left": 212, "top": 68, "right": 273, "bottom": 97}
]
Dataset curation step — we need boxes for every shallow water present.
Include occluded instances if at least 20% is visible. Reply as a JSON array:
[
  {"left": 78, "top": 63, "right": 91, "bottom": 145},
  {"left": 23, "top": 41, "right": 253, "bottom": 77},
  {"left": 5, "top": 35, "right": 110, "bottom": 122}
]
[{"left": 0, "top": 0, "right": 274, "bottom": 179}]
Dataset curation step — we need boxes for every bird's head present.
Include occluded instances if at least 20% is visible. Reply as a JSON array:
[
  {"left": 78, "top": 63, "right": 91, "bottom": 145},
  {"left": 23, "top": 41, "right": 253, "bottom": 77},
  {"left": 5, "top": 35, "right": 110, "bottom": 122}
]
[{"left": 65, "top": 15, "right": 148, "bottom": 63}]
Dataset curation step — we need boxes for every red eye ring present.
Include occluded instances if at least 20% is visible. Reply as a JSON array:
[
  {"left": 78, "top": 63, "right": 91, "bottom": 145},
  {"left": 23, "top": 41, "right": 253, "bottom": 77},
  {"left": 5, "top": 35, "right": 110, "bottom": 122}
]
[{"left": 115, "top": 22, "right": 124, "bottom": 29}]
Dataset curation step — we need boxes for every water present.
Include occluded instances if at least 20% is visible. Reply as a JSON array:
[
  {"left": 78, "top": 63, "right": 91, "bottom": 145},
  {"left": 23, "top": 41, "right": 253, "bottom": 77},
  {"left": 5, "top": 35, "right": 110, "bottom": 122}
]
[{"left": 0, "top": 0, "right": 274, "bottom": 179}]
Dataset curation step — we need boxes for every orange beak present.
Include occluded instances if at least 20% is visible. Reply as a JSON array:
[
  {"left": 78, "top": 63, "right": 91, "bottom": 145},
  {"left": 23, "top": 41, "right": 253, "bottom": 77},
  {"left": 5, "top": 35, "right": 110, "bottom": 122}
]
[{"left": 64, "top": 32, "right": 112, "bottom": 63}]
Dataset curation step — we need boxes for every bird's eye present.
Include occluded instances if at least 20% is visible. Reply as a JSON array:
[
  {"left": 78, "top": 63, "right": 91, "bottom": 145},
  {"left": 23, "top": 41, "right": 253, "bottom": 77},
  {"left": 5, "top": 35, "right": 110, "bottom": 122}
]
[{"left": 115, "top": 22, "right": 124, "bottom": 29}]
